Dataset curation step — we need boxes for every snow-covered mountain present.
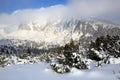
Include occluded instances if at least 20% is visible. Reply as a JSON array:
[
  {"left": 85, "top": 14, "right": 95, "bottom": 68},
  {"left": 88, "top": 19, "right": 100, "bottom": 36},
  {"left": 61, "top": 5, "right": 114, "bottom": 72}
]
[
  {"left": 0, "top": 18, "right": 120, "bottom": 77},
  {"left": 3, "top": 18, "right": 119, "bottom": 48}
]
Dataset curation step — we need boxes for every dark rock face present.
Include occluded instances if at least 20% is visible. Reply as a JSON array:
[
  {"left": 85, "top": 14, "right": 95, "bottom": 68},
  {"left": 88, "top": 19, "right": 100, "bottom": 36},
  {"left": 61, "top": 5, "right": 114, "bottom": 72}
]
[{"left": 69, "top": 20, "right": 120, "bottom": 45}]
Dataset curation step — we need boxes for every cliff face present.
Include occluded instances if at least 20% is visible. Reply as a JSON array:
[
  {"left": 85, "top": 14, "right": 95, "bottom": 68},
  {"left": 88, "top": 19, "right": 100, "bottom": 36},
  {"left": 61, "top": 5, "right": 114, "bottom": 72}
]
[{"left": 2, "top": 18, "right": 120, "bottom": 47}]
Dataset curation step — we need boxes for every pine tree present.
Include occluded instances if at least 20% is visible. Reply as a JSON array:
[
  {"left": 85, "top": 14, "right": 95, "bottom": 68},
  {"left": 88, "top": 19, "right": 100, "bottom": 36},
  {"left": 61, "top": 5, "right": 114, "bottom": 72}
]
[{"left": 51, "top": 39, "right": 88, "bottom": 73}]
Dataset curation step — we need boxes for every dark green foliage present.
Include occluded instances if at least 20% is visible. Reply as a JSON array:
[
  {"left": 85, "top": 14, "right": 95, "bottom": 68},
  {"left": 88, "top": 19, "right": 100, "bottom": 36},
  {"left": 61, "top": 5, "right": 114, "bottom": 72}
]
[
  {"left": 51, "top": 39, "right": 88, "bottom": 73},
  {"left": 51, "top": 63, "right": 70, "bottom": 74},
  {"left": 87, "top": 50, "right": 102, "bottom": 61},
  {"left": 0, "top": 55, "right": 7, "bottom": 67},
  {"left": 27, "top": 48, "right": 31, "bottom": 54},
  {"left": 75, "top": 61, "right": 88, "bottom": 69},
  {"left": 88, "top": 35, "right": 120, "bottom": 59},
  {"left": 63, "top": 39, "right": 79, "bottom": 66},
  {"left": 18, "top": 53, "right": 30, "bottom": 59},
  {"left": 63, "top": 39, "right": 87, "bottom": 69}
]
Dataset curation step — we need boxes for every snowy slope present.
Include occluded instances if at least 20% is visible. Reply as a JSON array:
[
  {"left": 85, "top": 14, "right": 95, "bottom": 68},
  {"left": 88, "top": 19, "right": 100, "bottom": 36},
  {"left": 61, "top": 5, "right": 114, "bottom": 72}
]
[
  {"left": 3, "top": 18, "right": 120, "bottom": 47},
  {"left": 6, "top": 29, "right": 70, "bottom": 46},
  {"left": 0, "top": 18, "right": 120, "bottom": 80},
  {"left": 0, "top": 63, "right": 120, "bottom": 80}
]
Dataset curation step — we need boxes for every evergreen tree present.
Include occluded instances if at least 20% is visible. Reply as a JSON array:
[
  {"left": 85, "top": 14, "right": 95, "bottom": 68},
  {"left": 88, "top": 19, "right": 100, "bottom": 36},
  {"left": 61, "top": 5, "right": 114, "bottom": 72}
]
[
  {"left": 88, "top": 35, "right": 120, "bottom": 61},
  {"left": 51, "top": 38, "right": 88, "bottom": 73}
]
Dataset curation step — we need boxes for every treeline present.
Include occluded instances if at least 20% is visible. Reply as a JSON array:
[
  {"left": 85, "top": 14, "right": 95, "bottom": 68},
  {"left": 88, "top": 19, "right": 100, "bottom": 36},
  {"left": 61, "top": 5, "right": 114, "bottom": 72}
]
[
  {"left": 51, "top": 35, "right": 120, "bottom": 73},
  {"left": 0, "top": 35, "right": 120, "bottom": 74}
]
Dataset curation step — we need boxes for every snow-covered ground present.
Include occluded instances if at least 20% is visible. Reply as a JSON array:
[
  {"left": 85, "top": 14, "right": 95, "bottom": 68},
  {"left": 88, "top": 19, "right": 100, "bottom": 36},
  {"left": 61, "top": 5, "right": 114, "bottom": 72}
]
[{"left": 0, "top": 62, "right": 120, "bottom": 80}]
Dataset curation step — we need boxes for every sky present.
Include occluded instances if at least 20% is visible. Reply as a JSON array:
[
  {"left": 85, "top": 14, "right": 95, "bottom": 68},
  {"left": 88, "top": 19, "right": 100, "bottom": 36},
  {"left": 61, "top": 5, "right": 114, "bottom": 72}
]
[
  {"left": 0, "top": 0, "right": 120, "bottom": 32},
  {"left": 0, "top": 0, "right": 67, "bottom": 13}
]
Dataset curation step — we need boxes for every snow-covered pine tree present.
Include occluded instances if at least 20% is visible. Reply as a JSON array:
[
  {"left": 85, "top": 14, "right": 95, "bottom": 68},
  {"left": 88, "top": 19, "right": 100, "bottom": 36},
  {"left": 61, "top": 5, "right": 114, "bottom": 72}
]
[
  {"left": 88, "top": 35, "right": 120, "bottom": 66},
  {"left": 51, "top": 39, "right": 88, "bottom": 73}
]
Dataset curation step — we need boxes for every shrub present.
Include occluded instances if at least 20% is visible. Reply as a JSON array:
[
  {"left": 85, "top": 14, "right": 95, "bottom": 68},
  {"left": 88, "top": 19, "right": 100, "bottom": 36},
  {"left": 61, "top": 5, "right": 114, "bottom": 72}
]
[
  {"left": 51, "top": 63, "right": 70, "bottom": 74},
  {"left": 51, "top": 39, "right": 88, "bottom": 73},
  {"left": 88, "top": 35, "right": 120, "bottom": 61}
]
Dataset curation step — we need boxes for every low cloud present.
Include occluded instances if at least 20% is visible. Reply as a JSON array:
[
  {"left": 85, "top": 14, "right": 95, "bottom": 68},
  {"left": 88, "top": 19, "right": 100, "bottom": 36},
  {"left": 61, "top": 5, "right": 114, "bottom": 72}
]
[
  {"left": 0, "top": 0, "right": 120, "bottom": 32},
  {"left": 0, "top": 5, "right": 68, "bottom": 32},
  {"left": 69, "top": 0, "right": 120, "bottom": 18}
]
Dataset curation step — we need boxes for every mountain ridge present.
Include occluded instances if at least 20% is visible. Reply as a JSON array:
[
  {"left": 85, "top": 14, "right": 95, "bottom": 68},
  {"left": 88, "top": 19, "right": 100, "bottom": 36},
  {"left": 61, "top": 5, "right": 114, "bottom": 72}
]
[{"left": 1, "top": 18, "right": 120, "bottom": 48}]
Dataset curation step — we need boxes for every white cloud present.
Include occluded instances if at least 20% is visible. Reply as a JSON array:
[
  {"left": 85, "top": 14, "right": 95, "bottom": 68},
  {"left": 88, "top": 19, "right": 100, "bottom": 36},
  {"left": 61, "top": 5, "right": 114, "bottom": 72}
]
[
  {"left": 69, "top": 0, "right": 120, "bottom": 18},
  {"left": 0, "top": 0, "right": 120, "bottom": 32},
  {"left": 0, "top": 5, "right": 68, "bottom": 32}
]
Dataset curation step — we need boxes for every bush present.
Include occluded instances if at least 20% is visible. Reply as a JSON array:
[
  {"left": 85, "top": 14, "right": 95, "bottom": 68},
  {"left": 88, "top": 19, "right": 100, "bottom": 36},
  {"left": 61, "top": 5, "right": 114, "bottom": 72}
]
[
  {"left": 51, "top": 39, "right": 88, "bottom": 73},
  {"left": 87, "top": 49, "right": 103, "bottom": 61},
  {"left": 51, "top": 63, "right": 70, "bottom": 74},
  {"left": 18, "top": 53, "right": 30, "bottom": 59},
  {"left": 0, "top": 55, "right": 7, "bottom": 67},
  {"left": 88, "top": 35, "right": 120, "bottom": 61}
]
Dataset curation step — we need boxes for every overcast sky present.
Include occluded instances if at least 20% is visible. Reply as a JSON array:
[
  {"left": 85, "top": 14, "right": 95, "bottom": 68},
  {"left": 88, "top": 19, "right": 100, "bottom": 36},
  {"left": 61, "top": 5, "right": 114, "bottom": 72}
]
[
  {"left": 69, "top": 0, "right": 120, "bottom": 24},
  {"left": 0, "top": 0, "right": 120, "bottom": 32}
]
